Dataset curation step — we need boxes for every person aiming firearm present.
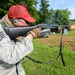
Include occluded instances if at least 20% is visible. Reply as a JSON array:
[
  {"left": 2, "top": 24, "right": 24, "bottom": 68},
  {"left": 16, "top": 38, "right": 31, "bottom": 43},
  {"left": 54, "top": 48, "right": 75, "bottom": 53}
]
[{"left": 0, "top": 4, "right": 41, "bottom": 75}]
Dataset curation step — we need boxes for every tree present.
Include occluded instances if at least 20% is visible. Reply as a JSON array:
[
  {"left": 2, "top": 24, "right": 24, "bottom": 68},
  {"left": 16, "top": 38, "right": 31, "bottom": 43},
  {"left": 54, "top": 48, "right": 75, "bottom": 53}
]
[
  {"left": 46, "top": 9, "right": 56, "bottom": 24},
  {"left": 25, "top": 0, "right": 40, "bottom": 24},
  {"left": 39, "top": 0, "right": 50, "bottom": 23},
  {"left": 0, "top": 0, "right": 17, "bottom": 18},
  {"left": 0, "top": 0, "right": 40, "bottom": 25},
  {"left": 54, "top": 9, "right": 71, "bottom": 25}
]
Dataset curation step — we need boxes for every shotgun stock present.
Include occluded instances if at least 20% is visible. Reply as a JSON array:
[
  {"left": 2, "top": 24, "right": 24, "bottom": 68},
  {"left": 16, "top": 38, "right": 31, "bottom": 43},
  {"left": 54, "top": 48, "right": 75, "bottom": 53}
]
[{"left": 4, "top": 24, "right": 53, "bottom": 40}]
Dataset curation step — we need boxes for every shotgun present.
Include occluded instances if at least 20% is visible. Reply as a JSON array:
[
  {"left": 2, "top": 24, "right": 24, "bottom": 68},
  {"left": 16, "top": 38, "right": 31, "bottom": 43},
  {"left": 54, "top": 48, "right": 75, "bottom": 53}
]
[{"left": 4, "top": 24, "right": 55, "bottom": 40}]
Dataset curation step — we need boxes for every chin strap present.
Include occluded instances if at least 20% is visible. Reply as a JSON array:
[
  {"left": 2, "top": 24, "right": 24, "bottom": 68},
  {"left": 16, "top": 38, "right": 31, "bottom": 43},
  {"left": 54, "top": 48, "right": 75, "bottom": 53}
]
[{"left": 25, "top": 29, "right": 65, "bottom": 66}]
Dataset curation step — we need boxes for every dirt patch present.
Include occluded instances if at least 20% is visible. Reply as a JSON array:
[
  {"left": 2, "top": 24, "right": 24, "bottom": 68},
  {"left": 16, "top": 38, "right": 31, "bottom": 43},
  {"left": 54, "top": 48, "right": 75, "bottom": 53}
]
[
  {"left": 36, "top": 35, "right": 75, "bottom": 52},
  {"left": 70, "top": 45, "right": 75, "bottom": 52}
]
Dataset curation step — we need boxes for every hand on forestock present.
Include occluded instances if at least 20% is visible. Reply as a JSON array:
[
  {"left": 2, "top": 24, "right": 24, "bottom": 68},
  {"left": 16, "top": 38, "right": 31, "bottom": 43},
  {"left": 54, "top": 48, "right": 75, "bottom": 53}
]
[{"left": 29, "top": 28, "right": 41, "bottom": 39}]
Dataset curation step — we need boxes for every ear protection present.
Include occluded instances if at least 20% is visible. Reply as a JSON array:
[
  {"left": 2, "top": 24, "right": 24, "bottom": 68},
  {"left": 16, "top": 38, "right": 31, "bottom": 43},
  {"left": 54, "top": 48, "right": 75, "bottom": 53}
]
[{"left": 13, "top": 18, "right": 18, "bottom": 24}]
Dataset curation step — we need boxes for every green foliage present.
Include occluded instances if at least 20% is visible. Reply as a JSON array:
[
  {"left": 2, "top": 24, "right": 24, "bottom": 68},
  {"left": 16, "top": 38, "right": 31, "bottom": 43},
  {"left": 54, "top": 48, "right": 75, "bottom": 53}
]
[
  {"left": 39, "top": 0, "right": 50, "bottom": 23},
  {"left": 25, "top": 0, "right": 40, "bottom": 24},
  {"left": 47, "top": 9, "right": 71, "bottom": 25},
  {"left": 68, "top": 30, "right": 75, "bottom": 36},
  {"left": 54, "top": 9, "right": 71, "bottom": 25},
  {"left": 0, "top": 0, "right": 74, "bottom": 25},
  {"left": 0, "top": 0, "right": 17, "bottom": 17},
  {"left": 46, "top": 9, "right": 56, "bottom": 24},
  {"left": 0, "top": 0, "right": 40, "bottom": 24},
  {"left": 70, "top": 19, "right": 75, "bottom": 25}
]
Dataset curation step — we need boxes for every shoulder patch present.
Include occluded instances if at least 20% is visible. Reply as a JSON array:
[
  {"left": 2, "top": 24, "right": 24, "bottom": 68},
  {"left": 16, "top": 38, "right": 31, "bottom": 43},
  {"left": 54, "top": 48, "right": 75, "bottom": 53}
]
[{"left": 0, "top": 32, "right": 4, "bottom": 41}]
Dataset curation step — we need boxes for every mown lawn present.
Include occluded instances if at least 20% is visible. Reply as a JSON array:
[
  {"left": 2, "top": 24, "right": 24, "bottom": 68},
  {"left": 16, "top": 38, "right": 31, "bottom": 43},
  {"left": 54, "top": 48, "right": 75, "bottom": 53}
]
[{"left": 22, "top": 30, "right": 75, "bottom": 75}]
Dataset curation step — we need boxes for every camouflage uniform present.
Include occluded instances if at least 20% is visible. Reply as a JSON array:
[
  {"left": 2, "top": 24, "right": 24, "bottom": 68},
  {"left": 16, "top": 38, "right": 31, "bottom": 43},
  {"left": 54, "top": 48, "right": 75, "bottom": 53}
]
[{"left": 0, "top": 14, "right": 33, "bottom": 75}]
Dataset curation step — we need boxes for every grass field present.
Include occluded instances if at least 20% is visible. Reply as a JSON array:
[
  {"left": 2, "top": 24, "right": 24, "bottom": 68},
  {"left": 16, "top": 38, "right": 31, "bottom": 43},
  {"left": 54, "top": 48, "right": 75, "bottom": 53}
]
[{"left": 22, "top": 30, "right": 75, "bottom": 75}]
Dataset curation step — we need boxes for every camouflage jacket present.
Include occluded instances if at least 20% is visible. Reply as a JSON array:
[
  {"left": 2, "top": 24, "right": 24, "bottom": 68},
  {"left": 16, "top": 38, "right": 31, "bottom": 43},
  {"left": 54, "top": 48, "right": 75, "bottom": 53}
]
[{"left": 0, "top": 15, "right": 33, "bottom": 75}]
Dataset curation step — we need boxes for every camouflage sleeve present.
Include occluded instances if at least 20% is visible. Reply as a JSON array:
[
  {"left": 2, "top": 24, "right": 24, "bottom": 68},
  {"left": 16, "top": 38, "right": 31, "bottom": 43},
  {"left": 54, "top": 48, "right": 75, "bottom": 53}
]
[{"left": 0, "top": 24, "right": 33, "bottom": 64}]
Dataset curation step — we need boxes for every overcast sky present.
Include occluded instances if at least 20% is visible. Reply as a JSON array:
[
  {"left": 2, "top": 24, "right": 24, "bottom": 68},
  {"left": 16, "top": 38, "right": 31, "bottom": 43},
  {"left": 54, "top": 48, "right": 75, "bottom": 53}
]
[{"left": 37, "top": 0, "right": 75, "bottom": 19}]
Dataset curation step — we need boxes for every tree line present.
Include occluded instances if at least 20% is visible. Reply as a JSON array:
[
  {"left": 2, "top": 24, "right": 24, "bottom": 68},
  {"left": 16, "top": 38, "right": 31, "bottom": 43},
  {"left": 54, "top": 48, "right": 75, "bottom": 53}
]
[{"left": 0, "top": 0, "right": 75, "bottom": 25}]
